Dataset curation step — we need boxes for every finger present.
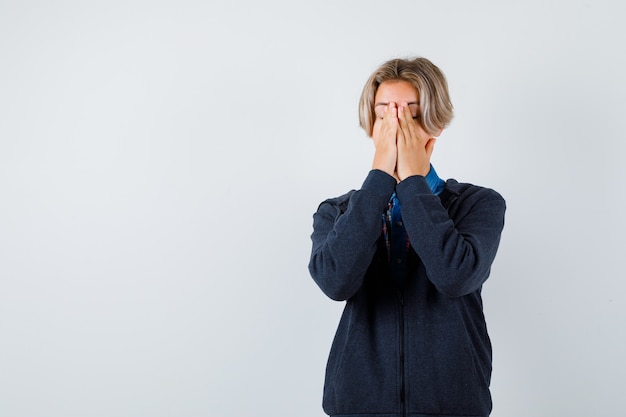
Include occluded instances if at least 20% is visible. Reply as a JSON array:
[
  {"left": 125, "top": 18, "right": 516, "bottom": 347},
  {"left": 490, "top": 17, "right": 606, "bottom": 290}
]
[
  {"left": 398, "top": 103, "right": 411, "bottom": 127},
  {"left": 405, "top": 107, "right": 420, "bottom": 140},
  {"left": 383, "top": 103, "right": 398, "bottom": 135},
  {"left": 374, "top": 104, "right": 394, "bottom": 136},
  {"left": 398, "top": 104, "right": 426, "bottom": 135},
  {"left": 396, "top": 104, "right": 409, "bottom": 137},
  {"left": 399, "top": 105, "right": 422, "bottom": 147},
  {"left": 410, "top": 118, "right": 431, "bottom": 144},
  {"left": 396, "top": 108, "right": 407, "bottom": 145},
  {"left": 385, "top": 102, "right": 397, "bottom": 122}
]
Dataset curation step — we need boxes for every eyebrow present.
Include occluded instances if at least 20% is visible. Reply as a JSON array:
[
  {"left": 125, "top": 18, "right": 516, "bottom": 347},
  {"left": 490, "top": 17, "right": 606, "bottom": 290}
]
[{"left": 374, "top": 101, "right": 420, "bottom": 107}]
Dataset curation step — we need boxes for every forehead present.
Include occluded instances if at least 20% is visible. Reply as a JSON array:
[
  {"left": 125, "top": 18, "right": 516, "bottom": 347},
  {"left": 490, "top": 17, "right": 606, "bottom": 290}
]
[{"left": 374, "top": 80, "right": 419, "bottom": 103}]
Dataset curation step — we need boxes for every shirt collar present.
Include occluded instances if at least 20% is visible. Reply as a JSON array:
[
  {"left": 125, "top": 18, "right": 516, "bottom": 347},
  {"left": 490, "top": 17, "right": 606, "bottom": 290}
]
[{"left": 426, "top": 164, "right": 446, "bottom": 195}]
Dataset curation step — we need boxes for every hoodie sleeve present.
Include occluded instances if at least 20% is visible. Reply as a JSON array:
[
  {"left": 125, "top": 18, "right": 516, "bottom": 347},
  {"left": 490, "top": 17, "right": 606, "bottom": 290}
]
[
  {"left": 308, "top": 170, "right": 396, "bottom": 301},
  {"left": 396, "top": 175, "right": 506, "bottom": 298}
]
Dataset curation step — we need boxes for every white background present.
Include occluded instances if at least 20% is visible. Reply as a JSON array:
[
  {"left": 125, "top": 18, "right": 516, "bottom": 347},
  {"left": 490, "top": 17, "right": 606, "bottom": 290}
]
[{"left": 1, "top": 1, "right": 625, "bottom": 416}]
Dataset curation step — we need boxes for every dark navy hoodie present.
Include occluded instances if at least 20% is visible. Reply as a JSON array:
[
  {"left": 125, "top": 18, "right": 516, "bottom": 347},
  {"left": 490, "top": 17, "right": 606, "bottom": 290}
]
[{"left": 309, "top": 169, "right": 506, "bottom": 417}]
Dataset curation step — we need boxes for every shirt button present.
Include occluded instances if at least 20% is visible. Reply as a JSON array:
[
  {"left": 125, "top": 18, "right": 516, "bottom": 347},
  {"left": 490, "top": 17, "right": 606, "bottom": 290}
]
[
  {"left": 396, "top": 221, "right": 403, "bottom": 227},
  {"left": 396, "top": 258, "right": 402, "bottom": 264}
]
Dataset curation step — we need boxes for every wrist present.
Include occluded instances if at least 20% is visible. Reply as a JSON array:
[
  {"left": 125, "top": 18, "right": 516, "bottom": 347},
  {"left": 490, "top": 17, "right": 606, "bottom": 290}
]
[
  {"left": 372, "top": 153, "right": 396, "bottom": 177},
  {"left": 397, "top": 168, "right": 428, "bottom": 182}
]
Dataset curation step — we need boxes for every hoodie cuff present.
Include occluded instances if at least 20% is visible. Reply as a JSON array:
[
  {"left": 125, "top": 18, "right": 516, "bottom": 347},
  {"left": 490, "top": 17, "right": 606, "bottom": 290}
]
[
  {"left": 361, "top": 169, "right": 397, "bottom": 199},
  {"left": 396, "top": 174, "right": 433, "bottom": 200}
]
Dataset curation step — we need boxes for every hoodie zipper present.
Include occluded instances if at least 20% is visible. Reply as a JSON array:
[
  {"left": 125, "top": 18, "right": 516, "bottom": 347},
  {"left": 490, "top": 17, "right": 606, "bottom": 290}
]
[{"left": 399, "top": 291, "right": 406, "bottom": 417}]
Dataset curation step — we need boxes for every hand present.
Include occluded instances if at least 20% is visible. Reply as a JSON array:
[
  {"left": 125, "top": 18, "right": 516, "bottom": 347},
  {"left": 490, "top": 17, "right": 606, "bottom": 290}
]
[
  {"left": 396, "top": 102, "right": 436, "bottom": 181},
  {"left": 371, "top": 103, "right": 398, "bottom": 178}
]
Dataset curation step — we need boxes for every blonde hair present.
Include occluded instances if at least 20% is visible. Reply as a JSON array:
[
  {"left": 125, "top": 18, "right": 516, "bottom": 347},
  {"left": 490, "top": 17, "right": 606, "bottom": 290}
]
[{"left": 358, "top": 57, "right": 454, "bottom": 137}]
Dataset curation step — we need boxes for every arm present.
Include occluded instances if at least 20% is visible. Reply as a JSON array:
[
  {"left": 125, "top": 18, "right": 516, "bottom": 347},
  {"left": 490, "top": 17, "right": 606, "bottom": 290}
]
[
  {"left": 308, "top": 170, "right": 396, "bottom": 301},
  {"left": 396, "top": 176, "right": 506, "bottom": 297}
]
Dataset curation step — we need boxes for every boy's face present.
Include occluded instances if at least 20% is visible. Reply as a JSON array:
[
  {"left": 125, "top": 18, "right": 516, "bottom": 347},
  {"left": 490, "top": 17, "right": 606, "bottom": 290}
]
[{"left": 373, "top": 80, "right": 420, "bottom": 124}]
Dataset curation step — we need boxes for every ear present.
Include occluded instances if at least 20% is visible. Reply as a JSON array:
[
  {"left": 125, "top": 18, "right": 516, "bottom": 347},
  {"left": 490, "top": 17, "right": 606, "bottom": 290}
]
[
  {"left": 425, "top": 137, "right": 437, "bottom": 157},
  {"left": 434, "top": 128, "right": 443, "bottom": 137}
]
